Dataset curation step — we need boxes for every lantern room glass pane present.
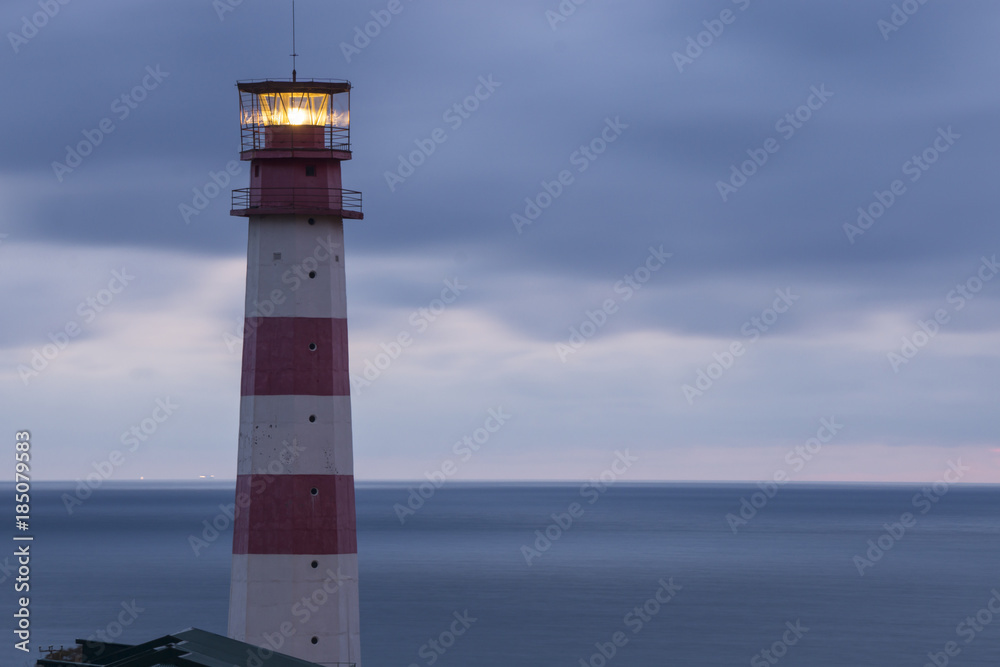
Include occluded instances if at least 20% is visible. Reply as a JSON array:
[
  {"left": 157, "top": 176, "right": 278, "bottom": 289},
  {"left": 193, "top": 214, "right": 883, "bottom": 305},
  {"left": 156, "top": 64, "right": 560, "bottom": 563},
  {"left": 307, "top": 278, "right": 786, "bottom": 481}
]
[{"left": 247, "top": 92, "right": 350, "bottom": 128}]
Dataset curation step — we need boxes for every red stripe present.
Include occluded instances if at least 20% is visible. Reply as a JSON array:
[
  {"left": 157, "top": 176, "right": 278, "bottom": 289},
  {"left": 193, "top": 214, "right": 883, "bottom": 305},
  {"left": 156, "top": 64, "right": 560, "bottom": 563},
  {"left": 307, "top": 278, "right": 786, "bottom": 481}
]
[
  {"left": 241, "top": 317, "right": 349, "bottom": 396},
  {"left": 232, "top": 474, "right": 357, "bottom": 555}
]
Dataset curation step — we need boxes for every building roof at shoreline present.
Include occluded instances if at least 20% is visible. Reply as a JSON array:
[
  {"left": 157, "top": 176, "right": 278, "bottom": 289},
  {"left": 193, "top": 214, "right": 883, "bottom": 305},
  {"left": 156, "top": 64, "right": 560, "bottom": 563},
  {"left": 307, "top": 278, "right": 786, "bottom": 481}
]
[{"left": 36, "top": 627, "right": 337, "bottom": 667}]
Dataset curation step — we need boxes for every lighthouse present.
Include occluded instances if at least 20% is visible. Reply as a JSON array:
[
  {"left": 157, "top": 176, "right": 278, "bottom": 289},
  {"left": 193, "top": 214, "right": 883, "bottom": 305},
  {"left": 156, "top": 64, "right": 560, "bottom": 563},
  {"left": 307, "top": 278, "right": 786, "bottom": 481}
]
[{"left": 227, "top": 78, "right": 363, "bottom": 667}]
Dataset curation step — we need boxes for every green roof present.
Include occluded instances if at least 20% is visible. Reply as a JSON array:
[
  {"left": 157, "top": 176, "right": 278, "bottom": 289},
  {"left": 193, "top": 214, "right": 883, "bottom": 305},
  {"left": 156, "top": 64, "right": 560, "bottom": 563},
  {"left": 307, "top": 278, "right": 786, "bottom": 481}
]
[{"left": 36, "top": 628, "right": 354, "bottom": 667}]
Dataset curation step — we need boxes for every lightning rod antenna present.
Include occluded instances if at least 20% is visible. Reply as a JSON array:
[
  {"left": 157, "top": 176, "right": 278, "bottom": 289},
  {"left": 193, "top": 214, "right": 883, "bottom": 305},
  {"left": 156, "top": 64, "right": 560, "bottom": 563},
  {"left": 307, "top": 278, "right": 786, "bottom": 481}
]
[{"left": 291, "top": 0, "right": 298, "bottom": 81}]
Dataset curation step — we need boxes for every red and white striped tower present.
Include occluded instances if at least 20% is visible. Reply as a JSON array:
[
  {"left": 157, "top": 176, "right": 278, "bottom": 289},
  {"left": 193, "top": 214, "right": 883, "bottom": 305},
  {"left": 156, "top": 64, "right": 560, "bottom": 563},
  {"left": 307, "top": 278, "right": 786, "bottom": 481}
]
[{"left": 228, "top": 79, "right": 363, "bottom": 667}]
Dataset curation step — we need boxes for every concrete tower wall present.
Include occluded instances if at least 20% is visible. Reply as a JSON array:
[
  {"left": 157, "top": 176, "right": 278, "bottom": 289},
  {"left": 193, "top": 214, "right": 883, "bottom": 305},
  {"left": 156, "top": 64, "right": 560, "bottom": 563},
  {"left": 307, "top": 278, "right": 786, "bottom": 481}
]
[{"left": 229, "top": 213, "right": 360, "bottom": 667}]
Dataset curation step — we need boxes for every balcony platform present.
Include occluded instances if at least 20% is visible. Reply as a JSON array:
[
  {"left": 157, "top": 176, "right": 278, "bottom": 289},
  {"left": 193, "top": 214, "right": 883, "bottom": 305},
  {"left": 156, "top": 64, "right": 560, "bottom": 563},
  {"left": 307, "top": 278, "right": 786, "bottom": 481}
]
[{"left": 231, "top": 188, "right": 363, "bottom": 219}]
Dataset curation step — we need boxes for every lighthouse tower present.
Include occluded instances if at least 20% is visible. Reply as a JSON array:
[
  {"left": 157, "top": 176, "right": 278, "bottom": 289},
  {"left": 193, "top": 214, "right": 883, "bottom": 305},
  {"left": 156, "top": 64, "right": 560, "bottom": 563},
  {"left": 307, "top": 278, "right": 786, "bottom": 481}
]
[{"left": 228, "top": 78, "right": 363, "bottom": 667}]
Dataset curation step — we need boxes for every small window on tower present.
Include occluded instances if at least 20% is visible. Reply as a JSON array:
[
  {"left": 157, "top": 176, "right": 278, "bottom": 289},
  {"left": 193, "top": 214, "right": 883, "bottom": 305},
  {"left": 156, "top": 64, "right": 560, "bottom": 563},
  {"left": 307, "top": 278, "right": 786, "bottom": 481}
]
[
  {"left": 254, "top": 165, "right": 260, "bottom": 177},
  {"left": 305, "top": 165, "right": 317, "bottom": 177}
]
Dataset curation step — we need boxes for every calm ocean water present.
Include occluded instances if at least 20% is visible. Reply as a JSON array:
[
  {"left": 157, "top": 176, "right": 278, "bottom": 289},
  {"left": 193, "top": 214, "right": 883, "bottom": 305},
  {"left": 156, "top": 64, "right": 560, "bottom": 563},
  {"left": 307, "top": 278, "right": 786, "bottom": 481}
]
[{"left": 2, "top": 482, "right": 999, "bottom": 666}]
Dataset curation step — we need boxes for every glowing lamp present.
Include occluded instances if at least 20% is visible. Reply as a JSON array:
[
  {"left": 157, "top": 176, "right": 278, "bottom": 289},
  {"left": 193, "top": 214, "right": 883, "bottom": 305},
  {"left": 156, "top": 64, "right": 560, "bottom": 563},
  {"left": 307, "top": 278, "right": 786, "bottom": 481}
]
[{"left": 256, "top": 91, "right": 337, "bottom": 126}]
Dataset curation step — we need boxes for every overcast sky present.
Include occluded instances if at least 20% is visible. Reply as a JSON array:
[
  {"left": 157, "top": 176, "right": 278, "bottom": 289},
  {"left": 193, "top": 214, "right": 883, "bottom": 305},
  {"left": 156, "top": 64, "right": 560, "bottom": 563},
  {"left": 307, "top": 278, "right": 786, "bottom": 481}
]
[{"left": 2, "top": 0, "right": 999, "bottom": 483}]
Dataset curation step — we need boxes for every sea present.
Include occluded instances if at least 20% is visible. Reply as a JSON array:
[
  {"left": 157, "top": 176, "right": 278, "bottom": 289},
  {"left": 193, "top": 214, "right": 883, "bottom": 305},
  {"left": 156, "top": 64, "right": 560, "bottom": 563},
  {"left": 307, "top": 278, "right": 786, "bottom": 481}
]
[{"left": 3, "top": 482, "right": 999, "bottom": 667}]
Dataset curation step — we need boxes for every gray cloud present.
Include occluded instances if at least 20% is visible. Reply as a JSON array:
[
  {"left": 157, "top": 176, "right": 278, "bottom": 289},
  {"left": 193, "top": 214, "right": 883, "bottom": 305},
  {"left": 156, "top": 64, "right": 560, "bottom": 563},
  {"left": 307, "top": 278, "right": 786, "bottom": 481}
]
[{"left": 4, "top": 0, "right": 1000, "bottom": 481}]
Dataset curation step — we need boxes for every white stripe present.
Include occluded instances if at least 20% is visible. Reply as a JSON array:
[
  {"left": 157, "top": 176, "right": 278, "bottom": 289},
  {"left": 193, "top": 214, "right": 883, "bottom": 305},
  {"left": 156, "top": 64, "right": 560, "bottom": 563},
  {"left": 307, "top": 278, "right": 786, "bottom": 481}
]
[
  {"left": 229, "top": 553, "right": 361, "bottom": 666},
  {"left": 246, "top": 215, "right": 347, "bottom": 319},
  {"left": 238, "top": 395, "right": 353, "bottom": 475}
]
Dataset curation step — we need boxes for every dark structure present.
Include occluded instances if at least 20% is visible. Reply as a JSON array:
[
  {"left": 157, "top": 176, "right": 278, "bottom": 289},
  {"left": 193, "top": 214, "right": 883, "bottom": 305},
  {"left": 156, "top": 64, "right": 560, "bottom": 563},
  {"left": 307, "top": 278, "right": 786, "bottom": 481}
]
[{"left": 36, "top": 627, "right": 326, "bottom": 666}]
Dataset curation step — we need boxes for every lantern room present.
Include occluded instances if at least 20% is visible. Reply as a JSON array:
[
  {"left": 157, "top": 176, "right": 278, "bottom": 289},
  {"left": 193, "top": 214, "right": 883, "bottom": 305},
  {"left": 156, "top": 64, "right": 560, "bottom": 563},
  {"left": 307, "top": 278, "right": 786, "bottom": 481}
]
[{"left": 237, "top": 79, "right": 352, "bottom": 156}]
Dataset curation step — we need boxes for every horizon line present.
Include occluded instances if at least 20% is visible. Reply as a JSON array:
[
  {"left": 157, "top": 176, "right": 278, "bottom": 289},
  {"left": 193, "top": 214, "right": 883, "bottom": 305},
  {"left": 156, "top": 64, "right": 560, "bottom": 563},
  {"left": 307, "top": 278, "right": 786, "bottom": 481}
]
[{"left": 8, "top": 479, "right": 1000, "bottom": 487}]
